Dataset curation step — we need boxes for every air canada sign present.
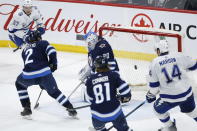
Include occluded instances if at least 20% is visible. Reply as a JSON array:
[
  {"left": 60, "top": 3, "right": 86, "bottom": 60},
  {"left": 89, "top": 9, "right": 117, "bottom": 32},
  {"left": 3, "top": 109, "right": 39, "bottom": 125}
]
[{"left": 131, "top": 13, "right": 197, "bottom": 41}]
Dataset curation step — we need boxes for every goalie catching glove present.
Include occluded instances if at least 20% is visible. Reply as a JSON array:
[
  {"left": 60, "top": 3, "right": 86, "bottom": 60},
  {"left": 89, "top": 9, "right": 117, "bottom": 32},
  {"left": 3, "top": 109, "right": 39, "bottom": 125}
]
[{"left": 78, "top": 64, "right": 92, "bottom": 82}]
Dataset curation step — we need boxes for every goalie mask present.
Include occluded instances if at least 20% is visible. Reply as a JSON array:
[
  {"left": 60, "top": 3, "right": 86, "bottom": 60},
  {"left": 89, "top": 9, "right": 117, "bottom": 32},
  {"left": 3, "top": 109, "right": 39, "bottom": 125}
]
[
  {"left": 84, "top": 31, "right": 98, "bottom": 51},
  {"left": 23, "top": 0, "right": 33, "bottom": 15},
  {"left": 154, "top": 40, "right": 169, "bottom": 54}
]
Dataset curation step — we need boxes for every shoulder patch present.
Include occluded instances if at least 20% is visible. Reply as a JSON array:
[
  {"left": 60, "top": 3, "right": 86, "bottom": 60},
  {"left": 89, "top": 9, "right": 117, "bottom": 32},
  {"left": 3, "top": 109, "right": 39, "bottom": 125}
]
[{"left": 99, "top": 43, "right": 106, "bottom": 48}]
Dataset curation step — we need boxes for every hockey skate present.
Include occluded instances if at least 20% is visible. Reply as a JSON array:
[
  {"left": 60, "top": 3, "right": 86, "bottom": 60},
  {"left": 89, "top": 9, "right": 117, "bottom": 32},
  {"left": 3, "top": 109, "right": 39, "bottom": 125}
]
[
  {"left": 67, "top": 108, "right": 77, "bottom": 117},
  {"left": 158, "top": 121, "right": 177, "bottom": 131},
  {"left": 21, "top": 107, "right": 32, "bottom": 120},
  {"left": 65, "top": 102, "right": 77, "bottom": 117}
]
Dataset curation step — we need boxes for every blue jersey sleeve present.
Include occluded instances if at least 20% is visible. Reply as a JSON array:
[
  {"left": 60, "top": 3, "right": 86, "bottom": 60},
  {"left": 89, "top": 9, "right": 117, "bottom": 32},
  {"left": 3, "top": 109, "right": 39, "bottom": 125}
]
[
  {"left": 85, "top": 78, "right": 94, "bottom": 103},
  {"left": 41, "top": 40, "right": 57, "bottom": 65},
  {"left": 113, "top": 72, "right": 131, "bottom": 98}
]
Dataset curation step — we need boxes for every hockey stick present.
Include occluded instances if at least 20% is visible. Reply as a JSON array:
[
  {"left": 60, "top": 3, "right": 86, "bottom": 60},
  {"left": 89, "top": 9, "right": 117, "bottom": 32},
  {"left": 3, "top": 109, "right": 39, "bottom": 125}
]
[
  {"left": 13, "top": 47, "right": 21, "bottom": 52},
  {"left": 106, "top": 100, "right": 146, "bottom": 131},
  {"left": 67, "top": 81, "right": 83, "bottom": 100},
  {"left": 68, "top": 104, "right": 90, "bottom": 111},
  {"left": 34, "top": 89, "right": 43, "bottom": 109}
]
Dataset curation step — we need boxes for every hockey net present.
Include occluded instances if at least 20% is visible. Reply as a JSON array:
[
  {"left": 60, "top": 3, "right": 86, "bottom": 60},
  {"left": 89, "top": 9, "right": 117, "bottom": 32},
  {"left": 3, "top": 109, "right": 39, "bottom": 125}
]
[{"left": 99, "top": 26, "right": 183, "bottom": 91}]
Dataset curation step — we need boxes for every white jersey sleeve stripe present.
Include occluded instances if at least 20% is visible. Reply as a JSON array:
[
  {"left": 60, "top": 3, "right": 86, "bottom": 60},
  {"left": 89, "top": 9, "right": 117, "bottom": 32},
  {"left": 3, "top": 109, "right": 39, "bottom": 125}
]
[
  {"left": 120, "top": 87, "right": 131, "bottom": 95},
  {"left": 118, "top": 83, "right": 128, "bottom": 91},
  {"left": 47, "top": 49, "right": 56, "bottom": 56},
  {"left": 188, "top": 62, "right": 197, "bottom": 71},
  {"left": 149, "top": 81, "right": 160, "bottom": 88},
  {"left": 46, "top": 45, "right": 53, "bottom": 51}
]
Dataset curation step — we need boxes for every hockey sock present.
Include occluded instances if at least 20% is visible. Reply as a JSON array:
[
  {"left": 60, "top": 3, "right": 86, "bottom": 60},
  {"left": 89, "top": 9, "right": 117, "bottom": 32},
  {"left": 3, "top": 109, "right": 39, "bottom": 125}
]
[
  {"left": 16, "top": 81, "right": 30, "bottom": 108},
  {"left": 48, "top": 89, "right": 70, "bottom": 107},
  {"left": 154, "top": 111, "right": 173, "bottom": 127}
]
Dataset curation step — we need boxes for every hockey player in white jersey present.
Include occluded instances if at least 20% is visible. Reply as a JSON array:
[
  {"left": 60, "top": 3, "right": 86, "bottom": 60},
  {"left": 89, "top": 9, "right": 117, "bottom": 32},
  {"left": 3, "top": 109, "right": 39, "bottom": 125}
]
[
  {"left": 146, "top": 40, "right": 197, "bottom": 131},
  {"left": 8, "top": 0, "right": 45, "bottom": 48}
]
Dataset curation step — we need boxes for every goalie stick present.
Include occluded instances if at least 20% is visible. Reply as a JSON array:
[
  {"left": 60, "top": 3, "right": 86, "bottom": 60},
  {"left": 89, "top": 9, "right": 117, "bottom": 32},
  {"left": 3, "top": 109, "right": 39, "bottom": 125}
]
[
  {"left": 67, "top": 81, "right": 83, "bottom": 100},
  {"left": 67, "top": 104, "right": 90, "bottom": 111}
]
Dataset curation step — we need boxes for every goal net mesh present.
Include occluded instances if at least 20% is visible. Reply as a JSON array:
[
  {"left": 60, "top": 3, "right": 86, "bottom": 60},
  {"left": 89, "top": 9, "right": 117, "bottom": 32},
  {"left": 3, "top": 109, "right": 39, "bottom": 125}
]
[{"left": 99, "top": 27, "right": 183, "bottom": 90}]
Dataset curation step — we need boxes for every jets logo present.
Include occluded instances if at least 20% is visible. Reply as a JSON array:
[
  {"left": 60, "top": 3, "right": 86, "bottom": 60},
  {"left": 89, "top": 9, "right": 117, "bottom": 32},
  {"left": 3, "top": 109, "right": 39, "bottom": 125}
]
[{"left": 99, "top": 44, "right": 106, "bottom": 48}]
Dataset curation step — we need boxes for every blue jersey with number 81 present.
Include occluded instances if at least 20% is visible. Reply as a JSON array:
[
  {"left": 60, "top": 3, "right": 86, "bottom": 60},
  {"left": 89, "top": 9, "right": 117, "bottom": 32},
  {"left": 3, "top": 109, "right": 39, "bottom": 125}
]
[{"left": 85, "top": 71, "right": 131, "bottom": 122}]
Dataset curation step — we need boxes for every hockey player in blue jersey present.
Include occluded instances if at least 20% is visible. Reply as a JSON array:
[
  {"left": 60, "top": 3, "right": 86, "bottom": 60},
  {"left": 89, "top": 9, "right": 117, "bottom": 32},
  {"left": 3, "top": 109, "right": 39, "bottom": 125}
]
[
  {"left": 146, "top": 40, "right": 197, "bottom": 131},
  {"left": 8, "top": 0, "right": 45, "bottom": 49},
  {"left": 15, "top": 31, "right": 77, "bottom": 117},
  {"left": 79, "top": 31, "right": 119, "bottom": 82},
  {"left": 85, "top": 56, "right": 132, "bottom": 131},
  {"left": 79, "top": 32, "right": 120, "bottom": 101}
]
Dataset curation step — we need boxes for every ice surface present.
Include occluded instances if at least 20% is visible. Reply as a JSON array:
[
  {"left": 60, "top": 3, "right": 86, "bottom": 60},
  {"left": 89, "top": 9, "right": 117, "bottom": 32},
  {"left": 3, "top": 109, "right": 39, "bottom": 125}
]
[{"left": 0, "top": 48, "right": 196, "bottom": 131}]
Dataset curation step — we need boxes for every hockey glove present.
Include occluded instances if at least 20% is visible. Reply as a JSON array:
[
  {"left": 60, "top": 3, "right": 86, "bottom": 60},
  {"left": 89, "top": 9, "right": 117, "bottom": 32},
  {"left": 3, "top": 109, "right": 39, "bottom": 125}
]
[
  {"left": 146, "top": 91, "right": 156, "bottom": 103},
  {"left": 49, "top": 63, "right": 57, "bottom": 72},
  {"left": 117, "top": 94, "right": 131, "bottom": 103},
  {"left": 120, "top": 96, "right": 131, "bottom": 103}
]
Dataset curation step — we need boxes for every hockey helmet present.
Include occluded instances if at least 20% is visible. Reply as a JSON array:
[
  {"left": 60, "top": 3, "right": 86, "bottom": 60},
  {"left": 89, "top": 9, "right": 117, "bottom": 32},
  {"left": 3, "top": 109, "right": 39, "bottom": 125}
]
[
  {"left": 84, "top": 31, "right": 98, "bottom": 51},
  {"left": 23, "top": 0, "right": 33, "bottom": 15},
  {"left": 26, "top": 31, "right": 42, "bottom": 43},
  {"left": 23, "top": 0, "right": 33, "bottom": 7},
  {"left": 94, "top": 56, "right": 108, "bottom": 69},
  {"left": 154, "top": 40, "right": 169, "bottom": 54}
]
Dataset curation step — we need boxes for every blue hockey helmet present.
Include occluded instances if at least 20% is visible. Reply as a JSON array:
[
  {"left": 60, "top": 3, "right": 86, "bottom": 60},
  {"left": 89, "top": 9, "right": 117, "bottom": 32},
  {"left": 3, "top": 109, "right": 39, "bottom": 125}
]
[
  {"left": 25, "top": 30, "right": 42, "bottom": 44},
  {"left": 94, "top": 55, "right": 108, "bottom": 69},
  {"left": 84, "top": 31, "right": 98, "bottom": 51}
]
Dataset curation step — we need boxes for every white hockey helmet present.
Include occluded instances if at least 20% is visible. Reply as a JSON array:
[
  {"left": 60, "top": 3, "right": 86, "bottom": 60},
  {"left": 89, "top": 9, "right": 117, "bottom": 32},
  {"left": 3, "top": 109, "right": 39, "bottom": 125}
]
[
  {"left": 23, "top": 0, "right": 33, "bottom": 7},
  {"left": 154, "top": 40, "right": 169, "bottom": 54},
  {"left": 84, "top": 31, "right": 98, "bottom": 51}
]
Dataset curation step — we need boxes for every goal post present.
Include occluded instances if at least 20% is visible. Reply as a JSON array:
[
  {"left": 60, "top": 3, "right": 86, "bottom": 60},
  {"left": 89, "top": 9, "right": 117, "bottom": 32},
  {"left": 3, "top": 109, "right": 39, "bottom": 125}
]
[
  {"left": 99, "top": 26, "right": 182, "bottom": 52},
  {"left": 98, "top": 26, "right": 184, "bottom": 87}
]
